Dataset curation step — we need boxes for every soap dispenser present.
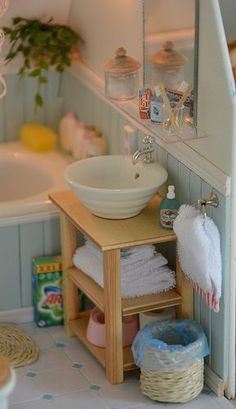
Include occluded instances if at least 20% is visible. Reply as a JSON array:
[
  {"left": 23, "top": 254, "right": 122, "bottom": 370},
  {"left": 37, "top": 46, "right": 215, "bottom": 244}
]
[{"left": 160, "top": 185, "right": 180, "bottom": 229}]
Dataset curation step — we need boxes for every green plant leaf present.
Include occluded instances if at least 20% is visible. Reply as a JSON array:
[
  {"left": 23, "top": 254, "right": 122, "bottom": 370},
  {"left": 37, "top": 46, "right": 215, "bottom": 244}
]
[
  {"left": 18, "top": 66, "right": 26, "bottom": 76},
  {"left": 3, "top": 16, "right": 84, "bottom": 111},
  {"left": 39, "top": 60, "right": 49, "bottom": 70},
  {"left": 56, "top": 65, "right": 65, "bottom": 73},
  {"left": 39, "top": 76, "right": 48, "bottom": 84},
  {"left": 29, "top": 68, "right": 41, "bottom": 77},
  {"left": 35, "top": 93, "right": 43, "bottom": 107},
  {"left": 12, "top": 16, "right": 23, "bottom": 25}
]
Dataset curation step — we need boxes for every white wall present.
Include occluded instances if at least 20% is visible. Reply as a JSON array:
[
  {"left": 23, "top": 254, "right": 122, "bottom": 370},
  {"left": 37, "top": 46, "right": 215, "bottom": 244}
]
[
  {"left": 1, "top": 0, "right": 72, "bottom": 26},
  {"left": 185, "top": 0, "right": 235, "bottom": 176},
  {"left": 68, "top": 0, "right": 143, "bottom": 80},
  {"left": 144, "top": 0, "right": 195, "bottom": 34}
]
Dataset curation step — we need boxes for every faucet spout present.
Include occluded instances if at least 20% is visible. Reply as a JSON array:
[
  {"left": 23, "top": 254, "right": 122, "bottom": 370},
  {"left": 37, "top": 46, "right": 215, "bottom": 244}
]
[{"left": 132, "top": 135, "right": 155, "bottom": 164}]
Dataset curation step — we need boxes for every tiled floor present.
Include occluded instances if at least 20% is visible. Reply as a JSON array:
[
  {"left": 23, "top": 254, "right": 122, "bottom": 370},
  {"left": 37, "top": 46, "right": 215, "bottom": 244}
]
[{"left": 8, "top": 322, "right": 234, "bottom": 409}]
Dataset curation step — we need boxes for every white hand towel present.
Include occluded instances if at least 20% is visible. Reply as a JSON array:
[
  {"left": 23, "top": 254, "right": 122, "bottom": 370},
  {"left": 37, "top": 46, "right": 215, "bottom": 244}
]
[{"left": 173, "top": 204, "right": 222, "bottom": 312}]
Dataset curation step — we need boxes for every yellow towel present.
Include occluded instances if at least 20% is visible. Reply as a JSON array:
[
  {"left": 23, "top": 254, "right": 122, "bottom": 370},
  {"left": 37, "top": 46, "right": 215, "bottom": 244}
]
[{"left": 20, "top": 123, "right": 57, "bottom": 152}]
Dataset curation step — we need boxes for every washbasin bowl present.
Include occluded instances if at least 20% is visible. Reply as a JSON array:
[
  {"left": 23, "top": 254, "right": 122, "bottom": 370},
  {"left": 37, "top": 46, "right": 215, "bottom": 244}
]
[{"left": 64, "top": 155, "right": 168, "bottom": 219}]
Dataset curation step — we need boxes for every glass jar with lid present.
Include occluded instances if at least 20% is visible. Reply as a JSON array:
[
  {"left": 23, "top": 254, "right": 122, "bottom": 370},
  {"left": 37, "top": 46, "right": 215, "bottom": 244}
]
[
  {"left": 148, "top": 41, "right": 188, "bottom": 89},
  {"left": 103, "top": 47, "right": 141, "bottom": 101}
]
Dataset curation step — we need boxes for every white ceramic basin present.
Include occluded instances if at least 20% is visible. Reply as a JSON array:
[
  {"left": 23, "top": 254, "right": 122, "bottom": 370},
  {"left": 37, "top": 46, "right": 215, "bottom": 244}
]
[{"left": 64, "top": 155, "right": 168, "bottom": 219}]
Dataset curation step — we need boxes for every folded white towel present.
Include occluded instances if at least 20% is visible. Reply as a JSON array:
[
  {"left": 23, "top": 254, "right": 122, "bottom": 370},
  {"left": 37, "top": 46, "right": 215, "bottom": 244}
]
[
  {"left": 73, "top": 243, "right": 175, "bottom": 298},
  {"left": 173, "top": 204, "right": 222, "bottom": 312},
  {"left": 85, "top": 240, "right": 156, "bottom": 266}
]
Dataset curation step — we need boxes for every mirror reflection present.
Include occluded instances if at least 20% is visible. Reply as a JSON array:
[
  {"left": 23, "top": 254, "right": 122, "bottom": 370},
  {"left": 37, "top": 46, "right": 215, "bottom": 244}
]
[
  {"left": 219, "top": 0, "right": 236, "bottom": 82},
  {"left": 143, "top": 0, "right": 197, "bottom": 126},
  {"left": 143, "top": 0, "right": 196, "bottom": 88}
]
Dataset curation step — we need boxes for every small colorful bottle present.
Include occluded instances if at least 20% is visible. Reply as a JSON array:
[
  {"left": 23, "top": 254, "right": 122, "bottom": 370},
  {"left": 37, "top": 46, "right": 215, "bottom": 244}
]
[
  {"left": 160, "top": 185, "right": 180, "bottom": 229},
  {"left": 150, "top": 84, "right": 164, "bottom": 123}
]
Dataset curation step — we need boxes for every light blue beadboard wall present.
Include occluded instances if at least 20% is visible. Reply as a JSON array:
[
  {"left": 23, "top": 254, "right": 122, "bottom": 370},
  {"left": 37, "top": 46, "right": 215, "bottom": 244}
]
[
  {"left": 0, "top": 72, "right": 63, "bottom": 141},
  {"left": 0, "top": 218, "right": 61, "bottom": 309},
  {"left": 60, "top": 70, "right": 230, "bottom": 381}
]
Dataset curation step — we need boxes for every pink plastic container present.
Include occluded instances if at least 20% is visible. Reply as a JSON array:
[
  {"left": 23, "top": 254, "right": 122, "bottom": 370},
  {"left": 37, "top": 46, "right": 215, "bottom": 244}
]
[{"left": 86, "top": 307, "right": 139, "bottom": 348}]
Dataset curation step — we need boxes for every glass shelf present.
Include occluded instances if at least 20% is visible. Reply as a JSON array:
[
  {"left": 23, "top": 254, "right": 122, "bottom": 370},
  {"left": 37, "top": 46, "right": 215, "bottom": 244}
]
[
  {"left": 145, "top": 119, "right": 207, "bottom": 144},
  {"left": 117, "top": 99, "right": 208, "bottom": 145}
]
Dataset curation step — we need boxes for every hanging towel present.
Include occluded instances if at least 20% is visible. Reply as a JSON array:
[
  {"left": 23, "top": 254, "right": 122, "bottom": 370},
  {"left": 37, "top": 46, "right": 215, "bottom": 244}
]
[
  {"left": 73, "top": 242, "right": 176, "bottom": 298},
  {"left": 173, "top": 204, "right": 222, "bottom": 312}
]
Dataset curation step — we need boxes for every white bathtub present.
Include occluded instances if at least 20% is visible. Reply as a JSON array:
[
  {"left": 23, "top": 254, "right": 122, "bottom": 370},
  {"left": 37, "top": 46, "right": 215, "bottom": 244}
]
[{"left": 0, "top": 142, "right": 69, "bottom": 224}]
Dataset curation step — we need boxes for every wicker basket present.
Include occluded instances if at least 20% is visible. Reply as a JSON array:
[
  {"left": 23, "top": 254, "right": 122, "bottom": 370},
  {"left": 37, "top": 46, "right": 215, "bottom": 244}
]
[{"left": 140, "top": 359, "right": 204, "bottom": 403}]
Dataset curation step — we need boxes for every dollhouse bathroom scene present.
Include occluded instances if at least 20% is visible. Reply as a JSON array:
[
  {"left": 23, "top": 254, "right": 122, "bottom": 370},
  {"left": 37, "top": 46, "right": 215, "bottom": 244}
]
[{"left": 0, "top": 0, "right": 236, "bottom": 408}]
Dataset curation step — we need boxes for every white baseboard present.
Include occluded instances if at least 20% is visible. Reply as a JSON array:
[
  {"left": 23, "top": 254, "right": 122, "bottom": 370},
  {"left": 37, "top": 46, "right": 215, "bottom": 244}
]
[
  {"left": 0, "top": 307, "right": 33, "bottom": 324},
  {"left": 204, "top": 364, "right": 225, "bottom": 397}
]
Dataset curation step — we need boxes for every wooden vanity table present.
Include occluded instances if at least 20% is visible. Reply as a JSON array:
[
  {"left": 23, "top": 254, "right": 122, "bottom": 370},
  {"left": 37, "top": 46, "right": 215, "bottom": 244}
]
[{"left": 49, "top": 190, "right": 193, "bottom": 384}]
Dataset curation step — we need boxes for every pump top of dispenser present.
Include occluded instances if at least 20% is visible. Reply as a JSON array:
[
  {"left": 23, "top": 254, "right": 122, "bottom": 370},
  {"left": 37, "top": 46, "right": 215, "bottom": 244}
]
[
  {"left": 103, "top": 47, "right": 141, "bottom": 74},
  {"left": 167, "top": 185, "right": 176, "bottom": 199},
  {"left": 149, "top": 41, "right": 188, "bottom": 67}
]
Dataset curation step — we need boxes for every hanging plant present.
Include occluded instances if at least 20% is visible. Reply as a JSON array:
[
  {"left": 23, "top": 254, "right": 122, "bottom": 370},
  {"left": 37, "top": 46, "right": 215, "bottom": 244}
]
[{"left": 3, "top": 16, "right": 84, "bottom": 111}]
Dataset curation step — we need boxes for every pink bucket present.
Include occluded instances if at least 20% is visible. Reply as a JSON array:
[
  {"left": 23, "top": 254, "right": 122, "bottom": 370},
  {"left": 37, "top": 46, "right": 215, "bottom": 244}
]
[{"left": 86, "top": 307, "right": 139, "bottom": 348}]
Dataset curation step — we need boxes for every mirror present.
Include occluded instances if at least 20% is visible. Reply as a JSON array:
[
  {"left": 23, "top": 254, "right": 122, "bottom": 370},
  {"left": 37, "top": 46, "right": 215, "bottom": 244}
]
[
  {"left": 143, "top": 0, "right": 198, "bottom": 125},
  {"left": 218, "top": 0, "right": 236, "bottom": 82}
]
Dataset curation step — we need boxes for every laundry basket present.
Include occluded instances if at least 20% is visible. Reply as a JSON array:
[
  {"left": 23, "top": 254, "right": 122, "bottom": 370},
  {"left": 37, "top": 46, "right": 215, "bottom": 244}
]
[{"left": 132, "top": 319, "right": 209, "bottom": 403}]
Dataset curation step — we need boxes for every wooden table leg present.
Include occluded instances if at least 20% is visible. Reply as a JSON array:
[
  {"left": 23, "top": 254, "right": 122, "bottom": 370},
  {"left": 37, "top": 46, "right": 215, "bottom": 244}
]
[
  {"left": 60, "top": 212, "right": 80, "bottom": 336},
  {"left": 103, "top": 249, "right": 123, "bottom": 384}
]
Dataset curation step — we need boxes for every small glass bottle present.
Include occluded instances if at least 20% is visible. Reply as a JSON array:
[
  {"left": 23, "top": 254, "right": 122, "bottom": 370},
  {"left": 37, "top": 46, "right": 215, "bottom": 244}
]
[{"left": 160, "top": 185, "right": 180, "bottom": 229}]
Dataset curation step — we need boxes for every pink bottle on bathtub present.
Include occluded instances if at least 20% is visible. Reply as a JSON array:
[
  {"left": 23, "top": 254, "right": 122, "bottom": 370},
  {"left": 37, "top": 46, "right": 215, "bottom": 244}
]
[{"left": 59, "top": 112, "right": 78, "bottom": 153}]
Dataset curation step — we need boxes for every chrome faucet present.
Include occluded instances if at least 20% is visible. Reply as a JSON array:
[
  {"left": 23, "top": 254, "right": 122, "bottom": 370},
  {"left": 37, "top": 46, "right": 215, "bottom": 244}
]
[{"left": 132, "top": 135, "right": 155, "bottom": 164}]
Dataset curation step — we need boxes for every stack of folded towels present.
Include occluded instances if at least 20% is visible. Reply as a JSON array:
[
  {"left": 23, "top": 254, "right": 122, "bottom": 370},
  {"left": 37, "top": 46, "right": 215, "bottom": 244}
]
[{"left": 72, "top": 240, "right": 176, "bottom": 298}]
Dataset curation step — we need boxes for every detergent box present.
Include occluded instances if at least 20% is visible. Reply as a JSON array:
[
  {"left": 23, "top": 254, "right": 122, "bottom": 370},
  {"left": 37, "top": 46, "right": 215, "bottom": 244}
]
[{"left": 32, "top": 255, "right": 64, "bottom": 327}]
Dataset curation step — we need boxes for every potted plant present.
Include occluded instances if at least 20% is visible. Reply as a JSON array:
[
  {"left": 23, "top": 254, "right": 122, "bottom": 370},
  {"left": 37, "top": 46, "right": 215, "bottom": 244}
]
[{"left": 3, "top": 16, "right": 84, "bottom": 110}]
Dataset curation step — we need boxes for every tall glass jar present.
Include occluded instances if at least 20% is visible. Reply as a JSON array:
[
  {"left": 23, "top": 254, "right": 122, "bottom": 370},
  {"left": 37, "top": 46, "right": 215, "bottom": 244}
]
[
  {"left": 103, "top": 47, "right": 141, "bottom": 101},
  {"left": 148, "top": 41, "right": 188, "bottom": 89}
]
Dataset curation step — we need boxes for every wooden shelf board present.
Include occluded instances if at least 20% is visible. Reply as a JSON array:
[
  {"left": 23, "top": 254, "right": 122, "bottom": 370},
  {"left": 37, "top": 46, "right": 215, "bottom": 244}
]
[
  {"left": 68, "top": 267, "right": 104, "bottom": 312},
  {"left": 69, "top": 317, "right": 136, "bottom": 371},
  {"left": 68, "top": 267, "right": 182, "bottom": 316},
  {"left": 122, "top": 290, "right": 182, "bottom": 315},
  {"left": 50, "top": 191, "right": 176, "bottom": 250}
]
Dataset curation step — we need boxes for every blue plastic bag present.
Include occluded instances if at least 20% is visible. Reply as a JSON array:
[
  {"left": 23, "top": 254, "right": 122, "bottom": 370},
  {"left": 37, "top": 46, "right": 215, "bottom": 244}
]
[{"left": 132, "top": 319, "right": 209, "bottom": 371}]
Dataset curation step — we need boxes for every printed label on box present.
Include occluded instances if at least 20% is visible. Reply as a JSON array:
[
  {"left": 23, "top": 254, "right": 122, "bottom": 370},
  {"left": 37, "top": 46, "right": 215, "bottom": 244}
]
[{"left": 32, "top": 256, "right": 64, "bottom": 327}]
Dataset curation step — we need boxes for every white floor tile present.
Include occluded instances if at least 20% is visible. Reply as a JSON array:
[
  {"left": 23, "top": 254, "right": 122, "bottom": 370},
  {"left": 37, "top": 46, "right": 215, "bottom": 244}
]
[
  {"left": 9, "top": 373, "right": 44, "bottom": 405},
  {"left": 98, "top": 380, "right": 152, "bottom": 409},
  {"left": 7, "top": 323, "right": 235, "bottom": 409},
  {"left": 9, "top": 391, "right": 109, "bottom": 409},
  {"left": 64, "top": 340, "right": 99, "bottom": 366},
  {"left": 33, "top": 366, "right": 90, "bottom": 396},
  {"left": 25, "top": 347, "right": 73, "bottom": 372}
]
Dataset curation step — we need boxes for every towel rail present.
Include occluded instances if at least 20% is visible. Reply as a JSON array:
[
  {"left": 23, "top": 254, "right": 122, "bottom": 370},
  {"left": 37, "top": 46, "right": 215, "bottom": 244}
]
[{"left": 194, "top": 193, "right": 219, "bottom": 217}]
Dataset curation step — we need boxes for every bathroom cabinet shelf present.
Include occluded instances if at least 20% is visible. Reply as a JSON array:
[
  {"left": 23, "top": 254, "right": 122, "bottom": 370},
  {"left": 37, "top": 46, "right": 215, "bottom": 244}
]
[
  {"left": 49, "top": 190, "right": 193, "bottom": 385},
  {"left": 68, "top": 266, "right": 182, "bottom": 316},
  {"left": 70, "top": 317, "right": 136, "bottom": 371}
]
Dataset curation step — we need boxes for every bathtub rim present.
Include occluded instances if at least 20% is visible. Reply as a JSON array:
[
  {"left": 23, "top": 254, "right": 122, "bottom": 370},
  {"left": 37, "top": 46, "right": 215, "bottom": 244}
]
[{"left": 0, "top": 141, "right": 70, "bottom": 225}]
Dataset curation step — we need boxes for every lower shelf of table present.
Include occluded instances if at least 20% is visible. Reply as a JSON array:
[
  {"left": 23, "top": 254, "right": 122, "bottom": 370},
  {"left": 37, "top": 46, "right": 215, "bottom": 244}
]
[
  {"left": 69, "top": 316, "right": 136, "bottom": 371},
  {"left": 68, "top": 267, "right": 183, "bottom": 315}
]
